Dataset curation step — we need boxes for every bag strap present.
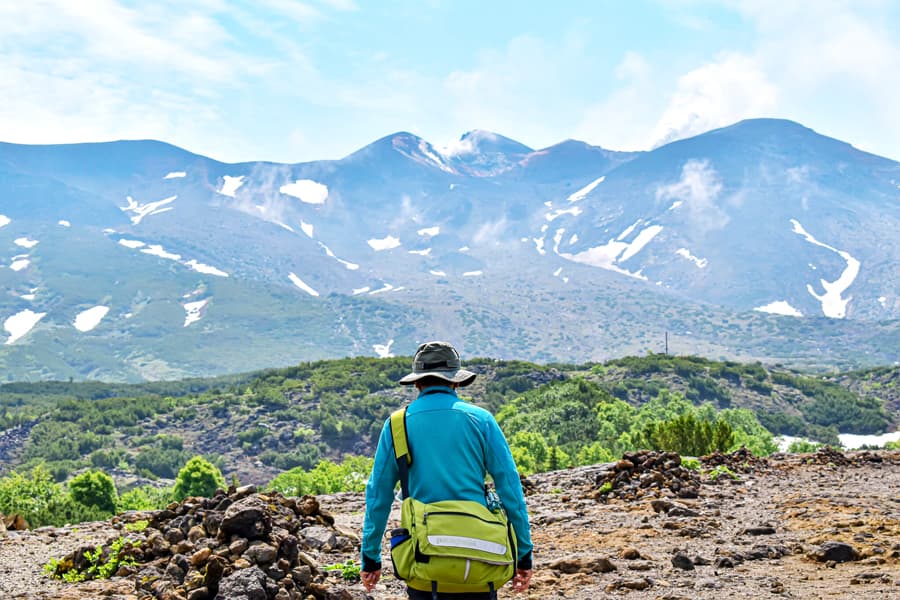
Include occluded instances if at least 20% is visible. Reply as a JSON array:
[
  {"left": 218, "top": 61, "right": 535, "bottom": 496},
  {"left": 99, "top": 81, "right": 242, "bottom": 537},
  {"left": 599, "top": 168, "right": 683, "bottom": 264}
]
[
  {"left": 390, "top": 389, "right": 444, "bottom": 499},
  {"left": 389, "top": 407, "right": 412, "bottom": 499}
]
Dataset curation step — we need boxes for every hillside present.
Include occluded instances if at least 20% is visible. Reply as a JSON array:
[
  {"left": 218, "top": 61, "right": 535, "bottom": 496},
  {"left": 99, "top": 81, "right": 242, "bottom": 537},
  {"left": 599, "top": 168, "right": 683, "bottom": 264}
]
[{"left": 0, "top": 355, "right": 896, "bottom": 487}]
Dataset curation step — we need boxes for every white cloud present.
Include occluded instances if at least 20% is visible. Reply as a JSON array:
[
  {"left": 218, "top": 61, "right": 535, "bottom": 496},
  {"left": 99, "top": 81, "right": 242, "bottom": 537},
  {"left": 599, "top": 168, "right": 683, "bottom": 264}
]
[
  {"left": 648, "top": 53, "right": 778, "bottom": 148},
  {"left": 574, "top": 52, "right": 660, "bottom": 151},
  {"left": 655, "top": 160, "right": 729, "bottom": 231}
]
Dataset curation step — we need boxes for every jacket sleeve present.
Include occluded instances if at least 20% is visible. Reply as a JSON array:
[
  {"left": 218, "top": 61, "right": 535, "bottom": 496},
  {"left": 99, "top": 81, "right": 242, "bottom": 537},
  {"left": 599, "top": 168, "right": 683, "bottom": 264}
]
[
  {"left": 361, "top": 419, "right": 399, "bottom": 570},
  {"left": 483, "top": 414, "right": 533, "bottom": 568}
]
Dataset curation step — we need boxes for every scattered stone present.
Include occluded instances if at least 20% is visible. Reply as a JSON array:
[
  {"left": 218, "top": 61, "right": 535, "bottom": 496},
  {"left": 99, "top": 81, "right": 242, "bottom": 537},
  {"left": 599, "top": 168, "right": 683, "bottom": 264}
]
[
  {"left": 590, "top": 451, "right": 701, "bottom": 501},
  {"left": 605, "top": 577, "right": 652, "bottom": 591},
  {"left": 741, "top": 525, "right": 776, "bottom": 536},
  {"left": 549, "top": 555, "right": 617, "bottom": 574},
  {"left": 809, "top": 541, "right": 860, "bottom": 563},
  {"left": 619, "top": 547, "right": 642, "bottom": 560},
  {"left": 671, "top": 553, "right": 694, "bottom": 570}
]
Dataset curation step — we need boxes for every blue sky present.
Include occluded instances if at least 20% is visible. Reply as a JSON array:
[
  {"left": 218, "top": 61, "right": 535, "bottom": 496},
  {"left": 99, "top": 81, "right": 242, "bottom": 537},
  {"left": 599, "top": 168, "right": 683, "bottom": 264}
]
[{"left": 1, "top": 0, "right": 898, "bottom": 163}]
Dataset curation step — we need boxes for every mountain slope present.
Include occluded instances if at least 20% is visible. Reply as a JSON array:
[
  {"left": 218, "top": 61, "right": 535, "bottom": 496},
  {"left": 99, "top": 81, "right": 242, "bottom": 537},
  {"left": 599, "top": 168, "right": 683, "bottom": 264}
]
[{"left": 1, "top": 119, "right": 898, "bottom": 381}]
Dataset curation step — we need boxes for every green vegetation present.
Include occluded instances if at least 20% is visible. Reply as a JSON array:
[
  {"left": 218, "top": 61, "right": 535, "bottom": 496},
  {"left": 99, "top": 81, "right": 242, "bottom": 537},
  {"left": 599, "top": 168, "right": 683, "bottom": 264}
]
[
  {"left": 0, "top": 354, "right": 893, "bottom": 528},
  {"left": 172, "top": 456, "right": 226, "bottom": 501},
  {"left": 787, "top": 439, "right": 823, "bottom": 453},
  {"left": 498, "top": 382, "right": 776, "bottom": 473},
  {"left": 68, "top": 470, "right": 118, "bottom": 513},
  {"left": 44, "top": 536, "right": 137, "bottom": 582},
  {"left": 267, "top": 456, "right": 373, "bottom": 496},
  {"left": 706, "top": 465, "right": 739, "bottom": 481},
  {"left": 324, "top": 559, "right": 361, "bottom": 581}
]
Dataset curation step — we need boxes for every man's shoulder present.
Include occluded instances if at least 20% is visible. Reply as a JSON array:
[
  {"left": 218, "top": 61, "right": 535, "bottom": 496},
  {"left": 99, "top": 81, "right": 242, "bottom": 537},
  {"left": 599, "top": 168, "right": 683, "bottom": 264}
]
[{"left": 451, "top": 399, "right": 495, "bottom": 421}]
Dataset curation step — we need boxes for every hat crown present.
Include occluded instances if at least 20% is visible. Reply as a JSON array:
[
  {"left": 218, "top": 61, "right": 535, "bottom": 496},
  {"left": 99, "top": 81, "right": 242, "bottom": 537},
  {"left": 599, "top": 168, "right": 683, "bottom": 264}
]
[{"left": 413, "top": 341, "right": 460, "bottom": 372}]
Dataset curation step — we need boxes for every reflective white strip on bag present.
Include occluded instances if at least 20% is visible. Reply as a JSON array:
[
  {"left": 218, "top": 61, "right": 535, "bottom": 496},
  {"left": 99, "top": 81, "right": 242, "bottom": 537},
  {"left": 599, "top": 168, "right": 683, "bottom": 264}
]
[{"left": 427, "top": 535, "right": 507, "bottom": 555}]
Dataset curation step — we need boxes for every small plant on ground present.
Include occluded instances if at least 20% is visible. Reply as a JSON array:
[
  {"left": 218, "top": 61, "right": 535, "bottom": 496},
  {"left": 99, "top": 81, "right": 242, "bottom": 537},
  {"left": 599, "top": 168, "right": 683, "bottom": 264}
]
[
  {"left": 44, "top": 536, "right": 138, "bottom": 582},
  {"left": 706, "top": 465, "right": 739, "bottom": 481},
  {"left": 681, "top": 458, "right": 701, "bottom": 471},
  {"left": 324, "top": 559, "right": 361, "bottom": 581}
]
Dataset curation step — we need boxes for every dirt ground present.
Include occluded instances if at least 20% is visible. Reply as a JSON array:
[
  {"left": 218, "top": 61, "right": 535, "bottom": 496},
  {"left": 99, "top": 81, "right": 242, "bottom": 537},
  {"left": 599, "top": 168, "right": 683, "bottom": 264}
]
[{"left": 1, "top": 450, "right": 898, "bottom": 599}]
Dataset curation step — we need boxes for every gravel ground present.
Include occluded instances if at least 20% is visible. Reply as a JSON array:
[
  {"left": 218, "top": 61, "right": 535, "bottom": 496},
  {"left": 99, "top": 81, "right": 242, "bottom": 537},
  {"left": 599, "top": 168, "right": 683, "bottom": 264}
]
[{"left": 2, "top": 451, "right": 898, "bottom": 599}]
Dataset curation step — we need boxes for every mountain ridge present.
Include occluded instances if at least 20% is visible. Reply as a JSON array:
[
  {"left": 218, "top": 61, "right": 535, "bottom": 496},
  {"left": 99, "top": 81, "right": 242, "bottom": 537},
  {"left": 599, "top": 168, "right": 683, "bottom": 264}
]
[{"left": 1, "top": 118, "right": 897, "bottom": 381}]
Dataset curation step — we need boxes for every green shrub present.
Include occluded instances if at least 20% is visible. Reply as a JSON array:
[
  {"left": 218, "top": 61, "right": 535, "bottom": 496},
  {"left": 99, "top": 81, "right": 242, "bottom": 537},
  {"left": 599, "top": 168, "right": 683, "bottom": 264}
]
[
  {"left": 787, "top": 439, "right": 823, "bottom": 453},
  {"left": 117, "top": 485, "right": 172, "bottom": 511},
  {"left": 68, "top": 470, "right": 118, "bottom": 514},
  {"left": 172, "top": 456, "right": 226, "bottom": 501}
]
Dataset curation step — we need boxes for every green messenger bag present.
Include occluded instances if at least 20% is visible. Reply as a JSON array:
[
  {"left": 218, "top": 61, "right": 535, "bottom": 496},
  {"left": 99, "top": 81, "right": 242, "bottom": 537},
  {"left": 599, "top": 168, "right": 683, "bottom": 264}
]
[{"left": 388, "top": 407, "right": 517, "bottom": 596}]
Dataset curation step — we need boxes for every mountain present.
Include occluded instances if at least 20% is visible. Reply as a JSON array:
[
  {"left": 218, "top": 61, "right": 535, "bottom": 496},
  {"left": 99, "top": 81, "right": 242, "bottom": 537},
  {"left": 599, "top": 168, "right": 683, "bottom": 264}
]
[{"left": 0, "top": 119, "right": 898, "bottom": 381}]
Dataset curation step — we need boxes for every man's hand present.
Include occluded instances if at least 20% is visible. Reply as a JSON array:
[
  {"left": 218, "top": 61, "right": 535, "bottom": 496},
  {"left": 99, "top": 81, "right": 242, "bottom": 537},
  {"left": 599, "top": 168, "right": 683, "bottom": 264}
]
[
  {"left": 361, "top": 569, "right": 381, "bottom": 592},
  {"left": 512, "top": 568, "right": 532, "bottom": 593}
]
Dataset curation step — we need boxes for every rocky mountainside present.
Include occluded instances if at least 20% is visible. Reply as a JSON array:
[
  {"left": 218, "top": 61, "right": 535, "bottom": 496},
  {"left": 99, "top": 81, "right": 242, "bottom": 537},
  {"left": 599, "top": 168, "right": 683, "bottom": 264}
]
[
  {"left": 1, "top": 119, "right": 898, "bottom": 381},
  {"left": 2, "top": 447, "right": 897, "bottom": 599}
]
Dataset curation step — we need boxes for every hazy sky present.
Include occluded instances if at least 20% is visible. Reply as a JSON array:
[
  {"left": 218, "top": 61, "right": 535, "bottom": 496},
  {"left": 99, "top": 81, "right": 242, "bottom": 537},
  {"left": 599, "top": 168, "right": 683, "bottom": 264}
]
[{"left": 1, "top": 0, "right": 898, "bottom": 163}]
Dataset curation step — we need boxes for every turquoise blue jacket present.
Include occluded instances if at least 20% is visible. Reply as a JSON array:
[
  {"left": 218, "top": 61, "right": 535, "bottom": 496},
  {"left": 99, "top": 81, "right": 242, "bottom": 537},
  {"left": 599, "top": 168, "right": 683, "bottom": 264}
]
[{"left": 361, "top": 386, "right": 533, "bottom": 570}]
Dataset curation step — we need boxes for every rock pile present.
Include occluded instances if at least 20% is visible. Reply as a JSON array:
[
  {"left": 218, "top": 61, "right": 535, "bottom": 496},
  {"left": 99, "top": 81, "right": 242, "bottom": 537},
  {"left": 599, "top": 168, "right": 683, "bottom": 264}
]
[
  {"left": 588, "top": 451, "right": 701, "bottom": 500},
  {"left": 49, "top": 485, "right": 360, "bottom": 600},
  {"left": 700, "top": 446, "right": 768, "bottom": 473}
]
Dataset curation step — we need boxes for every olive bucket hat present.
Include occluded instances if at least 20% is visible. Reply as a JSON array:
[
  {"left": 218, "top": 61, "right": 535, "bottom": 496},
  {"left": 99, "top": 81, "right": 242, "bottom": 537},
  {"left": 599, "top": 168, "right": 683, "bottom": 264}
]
[{"left": 398, "top": 341, "right": 477, "bottom": 387}]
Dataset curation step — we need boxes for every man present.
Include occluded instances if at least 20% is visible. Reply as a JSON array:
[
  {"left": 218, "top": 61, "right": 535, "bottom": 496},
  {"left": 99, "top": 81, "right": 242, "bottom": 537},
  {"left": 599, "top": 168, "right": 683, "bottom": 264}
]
[{"left": 361, "top": 341, "right": 533, "bottom": 599}]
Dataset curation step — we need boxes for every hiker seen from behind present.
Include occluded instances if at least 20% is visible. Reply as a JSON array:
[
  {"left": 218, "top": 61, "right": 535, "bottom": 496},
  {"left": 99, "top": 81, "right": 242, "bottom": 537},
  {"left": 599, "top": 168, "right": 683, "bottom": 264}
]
[{"left": 361, "top": 341, "right": 533, "bottom": 599}]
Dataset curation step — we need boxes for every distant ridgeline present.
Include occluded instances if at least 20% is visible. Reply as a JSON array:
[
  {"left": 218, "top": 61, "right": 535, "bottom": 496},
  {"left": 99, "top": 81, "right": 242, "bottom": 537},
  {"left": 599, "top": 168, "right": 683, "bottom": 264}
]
[
  {"left": 0, "top": 354, "right": 896, "bottom": 500},
  {"left": 1, "top": 119, "right": 898, "bottom": 381}
]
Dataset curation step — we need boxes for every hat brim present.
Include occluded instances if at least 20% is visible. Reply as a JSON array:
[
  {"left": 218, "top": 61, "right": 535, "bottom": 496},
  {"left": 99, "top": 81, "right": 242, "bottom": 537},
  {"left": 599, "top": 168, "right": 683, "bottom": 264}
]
[{"left": 398, "top": 369, "right": 477, "bottom": 387}]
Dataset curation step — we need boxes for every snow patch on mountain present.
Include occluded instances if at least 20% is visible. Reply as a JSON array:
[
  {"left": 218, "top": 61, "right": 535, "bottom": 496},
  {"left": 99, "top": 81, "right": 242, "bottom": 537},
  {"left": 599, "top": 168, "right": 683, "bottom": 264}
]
[
  {"left": 10, "top": 258, "right": 29, "bottom": 271},
  {"left": 840, "top": 431, "right": 900, "bottom": 449},
  {"left": 368, "top": 236, "right": 401, "bottom": 251},
  {"left": 74, "top": 306, "right": 110, "bottom": 332},
  {"left": 142, "top": 245, "right": 181, "bottom": 260},
  {"left": 280, "top": 180, "right": 328, "bottom": 204},
  {"left": 300, "top": 221, "right": 314, "bottom": 238},
  {"left": 218, "top": 175, "right": 245, "bottom": 197},
  {"left": 617, "top": 220, "right": 640, "bottom": 241},
  {"left": 276, "top": 222, "right": 294, "bottom": 232},
  {"left": 373, "top": 339, "right": 394, "bottom": 358},
  {"left": 554, "top": 222, "right": 663, "bottom": 279},
  {"left": 4, "top": 309, "right": 45, "bottom": 344},
  {"left": 879, "top": 296, "right": 888, "bottom": 308},
  {"left": 164, "top": 171, "right": 186, "bottom": 179},
  {"left": 418, "top": 226, "right": 440, "bottom": 237},
  {"left": 545, "top": 206, "right": 582, "bottom": 222},
  {"left": 183, "top": 299, "right": 209, "bottom": 327},
  {"left": 185, "top": 260, "right": 229, "bottom": 277},
  {"left": 429, "top": 270, "right": 447, "bottom": 277},
  {"left": 567, "top": 176, "right": 605, "bottom": 203},
  {"left": 288, "top": 272, "right": 319, "bottom": 297},
  {"left": 553, "top": 267, "right": 569, "bottom": 284},
  {"left": 319, "top": 243, "right": 359, "bottom": 270},
  {"left": 675, "top": 248, "right": 708, "bottom": 268},
  {"left": 14, "top": 238, "right": 39, "bottom": 249},
  {"left": 463, "top": 270, "right": 483, "bottom": 277},
  {"left": 369, "top": 283, "right": 394, "bottom": 295},
  {"left": 352, "top": 286, "right": 370, "bottom": 295},
  {"left": 119, "top": 239, "right": 146, "bottom": 249},
  {"left": 0, "top": 215, "right": 9, "bottom": 228},
  {"left": 668, "top": 201, "right": 683, "bottom": 210},
  {"left": 754, "top": 301, "right": 803, "bottom": 317},
  {"left": 790, "top": 219, "right": 860, "bottom": 318},
  {"left": 408, "top": 248, "right": 432, "bottom": 256},
  {"left": 121, "top": 195, "right": 176, "bottom": 225},
  {"left": 58, "top": 220, "right": 71, "bottom": 227}
]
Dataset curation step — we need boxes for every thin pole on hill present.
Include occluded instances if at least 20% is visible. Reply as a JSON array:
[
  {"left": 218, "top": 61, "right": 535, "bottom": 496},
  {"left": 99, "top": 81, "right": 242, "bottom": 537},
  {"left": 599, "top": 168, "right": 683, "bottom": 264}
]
[{"left": 665, "top": 331, "right": 668, "bottom": 355}]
